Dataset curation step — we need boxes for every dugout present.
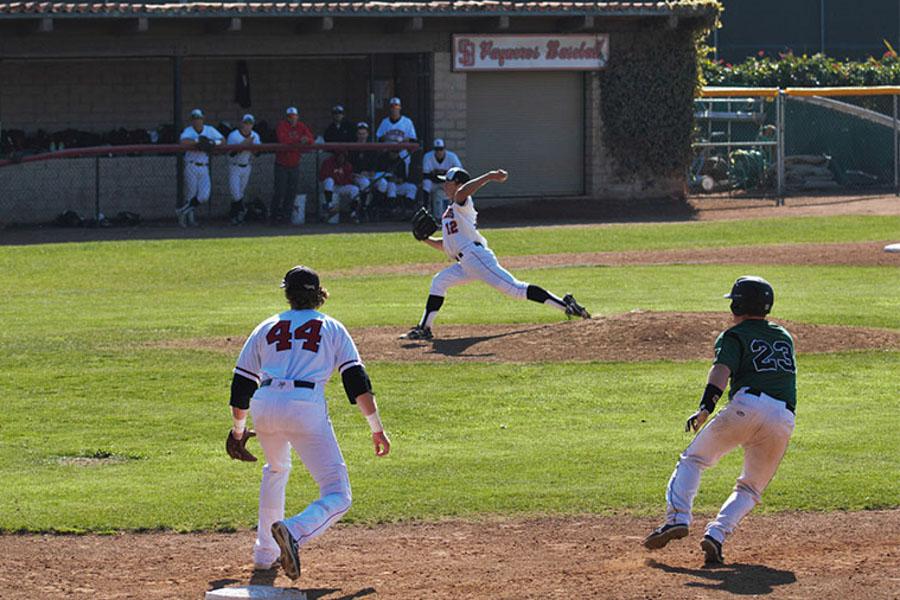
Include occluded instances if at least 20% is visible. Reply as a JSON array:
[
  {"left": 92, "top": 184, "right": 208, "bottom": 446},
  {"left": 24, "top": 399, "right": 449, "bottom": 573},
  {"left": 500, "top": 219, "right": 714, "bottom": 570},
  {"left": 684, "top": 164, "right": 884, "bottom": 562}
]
[{"left": 0, "top": 2, "right": 718, "bottom": 224}]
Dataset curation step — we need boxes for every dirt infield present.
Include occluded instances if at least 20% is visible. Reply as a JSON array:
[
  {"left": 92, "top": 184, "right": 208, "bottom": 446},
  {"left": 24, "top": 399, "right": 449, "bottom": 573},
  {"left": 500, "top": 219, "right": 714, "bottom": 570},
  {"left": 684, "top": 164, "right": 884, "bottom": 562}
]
[
  {"left": 155, "top": 311, "right": 900, "bottom": 364},
  {"left": 2, "top": 510, "right": 897, "bottom": 599},
  {"left": 331, "top": 241, "right": 898, "bottom": 279}
]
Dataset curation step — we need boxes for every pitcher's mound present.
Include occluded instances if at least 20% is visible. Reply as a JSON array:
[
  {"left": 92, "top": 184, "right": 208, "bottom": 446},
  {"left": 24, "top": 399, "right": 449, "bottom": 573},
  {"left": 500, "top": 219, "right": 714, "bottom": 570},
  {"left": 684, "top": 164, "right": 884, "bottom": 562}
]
[{"left": 359, "top": 311, "right": 900, "bottom": 362}]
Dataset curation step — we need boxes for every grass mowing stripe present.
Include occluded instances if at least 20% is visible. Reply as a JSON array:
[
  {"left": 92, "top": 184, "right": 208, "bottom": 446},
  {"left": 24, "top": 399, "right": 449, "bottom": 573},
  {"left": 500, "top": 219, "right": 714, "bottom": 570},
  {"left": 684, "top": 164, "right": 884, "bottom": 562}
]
[
  {"left": 1, "top": 351, "right": 896, "bottom": 532},
  {"left": 1, "top": 216, "right": 897, "bottom": 281}
]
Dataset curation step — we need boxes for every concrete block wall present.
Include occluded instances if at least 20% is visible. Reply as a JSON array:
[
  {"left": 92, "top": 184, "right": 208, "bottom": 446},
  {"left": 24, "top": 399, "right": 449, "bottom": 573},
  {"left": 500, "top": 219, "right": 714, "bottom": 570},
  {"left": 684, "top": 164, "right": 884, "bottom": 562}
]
[
  {"left": 0, "top": 57, "right": 369, "bottom": 137},
  {"left": 431, "top": 52, "right": 467, "bottom": 163},
  {"left": 0, "top": 151, "right": 321, "bottom": 224},
  {"left": 0, "top": 59, "right": 173, "bottom": 132}
]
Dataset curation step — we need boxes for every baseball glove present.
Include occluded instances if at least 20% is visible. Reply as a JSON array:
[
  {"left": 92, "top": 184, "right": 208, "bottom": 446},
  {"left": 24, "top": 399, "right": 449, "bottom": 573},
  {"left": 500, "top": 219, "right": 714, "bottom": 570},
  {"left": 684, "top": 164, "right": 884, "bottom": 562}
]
[
  {"left": 197, "top": 135, "right": 215, "bottom": 153},
  {"left": 411, "top": 207, "right": 440, "bottom": 241},
  {"left": 226, "top": 429, "right": 257, "bottom": 462}
]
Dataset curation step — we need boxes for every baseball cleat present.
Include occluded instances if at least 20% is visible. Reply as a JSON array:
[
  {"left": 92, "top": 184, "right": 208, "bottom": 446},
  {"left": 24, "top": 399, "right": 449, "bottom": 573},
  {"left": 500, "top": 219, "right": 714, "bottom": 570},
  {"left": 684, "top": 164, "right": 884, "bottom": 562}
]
[
  {"left": 563, "top": 294, "right": 591, "bottom": 319},
  {"left": 271, "top": 521, "right": 301, "bottom": 580},
  {"left": 175, "top": 205, "right": 190, "bottom": 228},
  {"left": 642, "top": 523, "right": 689, "bottom": 550},
  {"left": 701, "top": 535, "right": 724, "bottom": 565},
  {"left": 401, "top": 325, "right": 433, "bottom": 340}
]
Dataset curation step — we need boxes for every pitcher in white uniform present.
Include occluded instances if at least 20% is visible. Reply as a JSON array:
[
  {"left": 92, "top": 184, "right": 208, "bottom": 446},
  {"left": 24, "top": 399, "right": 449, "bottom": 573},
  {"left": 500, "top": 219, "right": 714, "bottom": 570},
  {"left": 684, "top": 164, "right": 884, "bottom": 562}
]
[
  {"left": 228, "top": 265, "right": 391, "bottom": 579},
  {"left": 402, "top": 167, "right": 591, "bottom": 340}
]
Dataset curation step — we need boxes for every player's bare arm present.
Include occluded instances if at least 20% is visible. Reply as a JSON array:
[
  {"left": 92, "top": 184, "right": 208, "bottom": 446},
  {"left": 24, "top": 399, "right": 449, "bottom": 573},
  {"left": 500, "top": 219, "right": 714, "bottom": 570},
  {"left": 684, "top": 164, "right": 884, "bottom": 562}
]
[
  {"left": 422, "top": 237, "right": 443, "bottom": 251},
  {"left": 686, "top": 363, "right": 731, "bottom": 432},
  {"left": 356, "top": 392, "right": 391, "bottom": 456},
  {"left": 453, "top": 169, "right": 508, "bottom": 201}
]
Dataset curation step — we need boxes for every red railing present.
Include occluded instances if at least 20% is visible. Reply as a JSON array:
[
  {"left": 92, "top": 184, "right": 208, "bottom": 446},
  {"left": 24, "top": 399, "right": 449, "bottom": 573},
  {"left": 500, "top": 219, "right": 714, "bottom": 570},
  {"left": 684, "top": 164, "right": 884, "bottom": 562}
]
[{"left": 0, "top": 142, "right": 420, "bottom": 168}]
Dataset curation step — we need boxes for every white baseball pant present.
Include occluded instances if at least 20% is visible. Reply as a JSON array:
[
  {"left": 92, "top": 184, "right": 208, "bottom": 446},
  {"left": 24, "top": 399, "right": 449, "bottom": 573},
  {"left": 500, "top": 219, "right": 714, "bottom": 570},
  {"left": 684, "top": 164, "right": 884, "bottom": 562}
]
[
  {"left": 184, "top": 161, "right": 211, "bottom": 203},
  {"left": 430, "top": 244, "right": 528, "bottom": 300},
  {"left": 228, "top": 164, "right": 252, "bottom": 201},
  {"left": 425, "top": 185, "right": 450, "bottom": 216},
  {"left": 375, "top": 178, "right": 417, "bottom": 201},
  {"left": 323, "top": 178, "right": 360, "bottom": 201},
  {"left": 249, "top": 393, "right": 352, "bottom": 566},
  {"left": 664, "top": 389, "right": 794, "bottom": 543},
  {"left": 352, "top": 174, "right": 371, "bottom": 191}
]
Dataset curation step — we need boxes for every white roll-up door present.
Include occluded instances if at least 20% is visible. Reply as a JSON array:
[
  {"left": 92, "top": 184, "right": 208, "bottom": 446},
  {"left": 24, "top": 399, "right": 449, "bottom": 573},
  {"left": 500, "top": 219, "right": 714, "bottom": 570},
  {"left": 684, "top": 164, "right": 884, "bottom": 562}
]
[{"left": 465, "top": 71, "right": 584, "bottom": 197}]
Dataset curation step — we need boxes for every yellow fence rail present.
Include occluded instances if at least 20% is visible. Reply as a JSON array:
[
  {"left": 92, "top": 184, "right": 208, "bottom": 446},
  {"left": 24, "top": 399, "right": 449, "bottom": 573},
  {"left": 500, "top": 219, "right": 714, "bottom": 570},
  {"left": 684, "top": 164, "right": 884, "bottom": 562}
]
[{"left": 702, "top": 86, "right": 900, "bottom": 97}]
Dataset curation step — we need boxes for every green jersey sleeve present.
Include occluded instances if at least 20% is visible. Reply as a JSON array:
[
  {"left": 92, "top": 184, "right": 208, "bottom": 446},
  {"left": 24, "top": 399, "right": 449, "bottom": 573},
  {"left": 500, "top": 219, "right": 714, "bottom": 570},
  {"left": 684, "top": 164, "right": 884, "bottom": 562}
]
[{"left": 713, "top": 330, "right": 741, "bottom": 372}]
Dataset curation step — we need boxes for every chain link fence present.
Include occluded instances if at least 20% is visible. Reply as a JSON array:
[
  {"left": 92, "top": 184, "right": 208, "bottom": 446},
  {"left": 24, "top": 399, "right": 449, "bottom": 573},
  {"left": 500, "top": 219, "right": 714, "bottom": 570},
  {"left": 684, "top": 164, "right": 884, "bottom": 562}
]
[
  {"left": 690, "top": 87, "right": 900, "bottom": 202},
  {"left": 0, "top": 143, "right": 421, "bottom": 227}
]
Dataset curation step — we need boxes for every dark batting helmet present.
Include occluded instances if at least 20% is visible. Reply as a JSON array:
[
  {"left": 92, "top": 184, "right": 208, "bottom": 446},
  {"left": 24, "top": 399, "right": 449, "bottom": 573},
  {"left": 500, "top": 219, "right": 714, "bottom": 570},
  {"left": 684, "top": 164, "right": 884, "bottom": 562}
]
[{"left": 724, "top": 275, "right": 774, "bottom": 316}]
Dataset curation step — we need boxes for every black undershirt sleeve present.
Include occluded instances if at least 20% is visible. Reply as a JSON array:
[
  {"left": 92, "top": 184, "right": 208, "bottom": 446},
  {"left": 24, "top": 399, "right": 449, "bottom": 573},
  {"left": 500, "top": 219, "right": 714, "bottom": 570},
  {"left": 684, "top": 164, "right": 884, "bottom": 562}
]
[
  {"left": 341, "top": 365, "right": 373, "bottom": 405},
  {"left": 230, "top": 373, "right": 258, "bottom": 410}
]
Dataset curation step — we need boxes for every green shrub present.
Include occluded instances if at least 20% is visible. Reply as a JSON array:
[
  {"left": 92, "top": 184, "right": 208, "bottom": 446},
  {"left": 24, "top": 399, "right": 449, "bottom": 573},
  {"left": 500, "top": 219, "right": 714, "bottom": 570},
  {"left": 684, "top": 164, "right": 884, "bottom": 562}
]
[
  {"left": 702, "top": 52, "right": 900, "bottom": 87},
  {"left": 598, "top": 2, "right": 721, "bottom": 179}
]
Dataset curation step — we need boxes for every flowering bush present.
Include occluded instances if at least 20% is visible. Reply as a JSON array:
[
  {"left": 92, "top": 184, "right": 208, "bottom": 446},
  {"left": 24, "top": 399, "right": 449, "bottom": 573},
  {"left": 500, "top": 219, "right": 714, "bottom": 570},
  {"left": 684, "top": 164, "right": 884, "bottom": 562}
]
[{"left": 702, "top": 51, "right": 900, "bottom": 87}]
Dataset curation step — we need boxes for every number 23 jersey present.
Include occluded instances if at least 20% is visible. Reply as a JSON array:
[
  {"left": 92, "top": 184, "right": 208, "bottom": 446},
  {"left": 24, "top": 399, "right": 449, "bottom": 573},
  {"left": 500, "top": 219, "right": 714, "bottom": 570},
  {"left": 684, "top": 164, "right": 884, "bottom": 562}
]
[
  {"left": 714, "top": 319, "right": 797, "bottom": 411},
  {"left": 440, "top": 196, "right": 488, "bottom": 261},
  {"left": 234, "top": 309, "right": 363, "bottom": 400}
]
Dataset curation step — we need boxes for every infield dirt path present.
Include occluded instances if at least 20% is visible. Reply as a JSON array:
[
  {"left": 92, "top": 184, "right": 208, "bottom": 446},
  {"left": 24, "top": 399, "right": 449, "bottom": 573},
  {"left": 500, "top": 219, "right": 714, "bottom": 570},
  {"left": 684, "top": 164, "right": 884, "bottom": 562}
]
[{"left": 2, "top": 511, "right": 897, "bottom": 599}]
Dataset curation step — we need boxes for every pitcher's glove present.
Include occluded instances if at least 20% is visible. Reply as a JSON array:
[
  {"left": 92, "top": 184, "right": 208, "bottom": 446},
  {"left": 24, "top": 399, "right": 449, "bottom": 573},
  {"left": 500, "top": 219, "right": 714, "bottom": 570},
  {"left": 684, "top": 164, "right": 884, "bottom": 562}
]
[
  {"left": 226, "top": 429, "right": 257, "bottom": 462},
  {"left": 412, "top": 207, "right": 440, "bottom": 241},
  {"left": 197, "top": 135, "right": 215, "bottom": 153}
]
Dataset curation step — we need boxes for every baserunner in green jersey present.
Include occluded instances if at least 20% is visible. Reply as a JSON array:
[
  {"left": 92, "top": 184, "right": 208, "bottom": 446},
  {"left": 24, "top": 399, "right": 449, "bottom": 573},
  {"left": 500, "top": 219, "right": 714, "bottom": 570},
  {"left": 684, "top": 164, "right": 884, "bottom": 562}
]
[{"left": 642, "top": 276, "right": 797, "bottom": 565}]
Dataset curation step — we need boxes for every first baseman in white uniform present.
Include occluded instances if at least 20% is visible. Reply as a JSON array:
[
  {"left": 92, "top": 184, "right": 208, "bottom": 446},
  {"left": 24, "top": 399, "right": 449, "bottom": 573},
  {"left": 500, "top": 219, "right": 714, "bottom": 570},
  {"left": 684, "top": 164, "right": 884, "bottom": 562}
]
[
  {"left": 403, "top": 167, "right": 590, "bottom": 340},
  {"left": 177, "top": 108, "right": 224, "bottom": 227},
  {"left": 226, "top": 114, "right": 261, "bottom": 225},
  {"left": 421, "top": 139, "right": 463, "bottom": 216},
  {"left": 643, "top": 276, "right": 796, "bottom": 565},
  {"left": 227, "top": 266, "right": 391, "bottom": 579}
]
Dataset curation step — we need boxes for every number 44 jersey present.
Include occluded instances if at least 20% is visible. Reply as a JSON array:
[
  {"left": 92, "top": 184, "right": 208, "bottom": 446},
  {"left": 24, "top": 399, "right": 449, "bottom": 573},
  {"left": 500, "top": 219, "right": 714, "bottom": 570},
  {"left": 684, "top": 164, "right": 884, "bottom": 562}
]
[
  {"left": 234, "top": 309, "right": 363, "bottom": 401},
  {"left": 714, "top": 319, "right": 797, "bottom": 412}
]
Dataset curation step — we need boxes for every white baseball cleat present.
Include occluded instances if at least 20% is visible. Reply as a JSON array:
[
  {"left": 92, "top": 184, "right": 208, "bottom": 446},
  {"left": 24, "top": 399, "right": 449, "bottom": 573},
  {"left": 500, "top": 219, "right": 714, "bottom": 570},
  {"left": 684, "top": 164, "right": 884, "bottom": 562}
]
[
  {"left": 252, "top": 559, "right": 279, "bottom": 571},
  {"left": 271, "top": 521, "right": 301, "bottom": 580}
]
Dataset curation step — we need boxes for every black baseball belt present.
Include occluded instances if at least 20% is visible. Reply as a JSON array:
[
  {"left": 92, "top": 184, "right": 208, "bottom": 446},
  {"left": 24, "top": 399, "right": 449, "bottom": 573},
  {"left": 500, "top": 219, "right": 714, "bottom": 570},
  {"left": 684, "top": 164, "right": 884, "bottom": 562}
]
[
  {"left": 457, "top": 241, "right": 483, "bottom": 260},
  {"left": 233, "top": 163, "right": 249, "bottom": 168},
  {"left": 192, "top": 162, "right": 208, "bottom": 167},
  {"left": 260, "top": 379, "right": 315, "bottom": 389}
]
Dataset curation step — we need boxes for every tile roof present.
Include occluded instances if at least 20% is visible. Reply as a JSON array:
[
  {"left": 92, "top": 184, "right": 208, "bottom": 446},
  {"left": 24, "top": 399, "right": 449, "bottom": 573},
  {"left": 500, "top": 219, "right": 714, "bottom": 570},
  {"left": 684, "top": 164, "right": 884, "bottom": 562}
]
[{"left": 0, "top": 1, "right": 718, "bottom": 18}]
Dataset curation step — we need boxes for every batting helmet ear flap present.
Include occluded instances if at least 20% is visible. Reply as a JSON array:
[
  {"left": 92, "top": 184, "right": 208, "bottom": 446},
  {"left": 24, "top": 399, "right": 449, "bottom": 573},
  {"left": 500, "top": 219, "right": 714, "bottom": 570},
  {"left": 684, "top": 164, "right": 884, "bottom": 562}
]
[{"left": 725, "top": 275, "right": 774, "bottom": 316}]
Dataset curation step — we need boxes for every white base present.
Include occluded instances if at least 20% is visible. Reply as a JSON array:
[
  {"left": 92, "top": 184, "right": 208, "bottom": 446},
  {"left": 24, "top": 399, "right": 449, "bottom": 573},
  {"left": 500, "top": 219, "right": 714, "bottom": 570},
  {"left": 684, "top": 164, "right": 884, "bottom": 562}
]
[
  {"left": 205, "top": 586, "right": 307, "bottom": 599},
  {"left": 884, "top": 243, "right": 900, "bottom": 253}
]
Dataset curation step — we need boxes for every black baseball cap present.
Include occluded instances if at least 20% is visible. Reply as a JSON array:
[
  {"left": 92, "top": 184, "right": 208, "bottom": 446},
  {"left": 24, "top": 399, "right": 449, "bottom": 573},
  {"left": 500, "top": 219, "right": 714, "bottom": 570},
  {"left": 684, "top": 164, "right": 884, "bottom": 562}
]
[
  {"left": 438, "top": 167, "right": 470, "bottom": 184},
  {"left": 281, "top": 265, "right": 320, "bottom": 290}
]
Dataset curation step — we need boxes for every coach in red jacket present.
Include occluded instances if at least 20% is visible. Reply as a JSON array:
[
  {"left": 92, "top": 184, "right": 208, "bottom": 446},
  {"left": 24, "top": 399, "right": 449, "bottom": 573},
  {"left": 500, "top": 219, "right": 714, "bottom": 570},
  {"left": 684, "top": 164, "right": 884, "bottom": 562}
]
[{"left": 271, "top": 106, "right": 313, "bottom": 224}]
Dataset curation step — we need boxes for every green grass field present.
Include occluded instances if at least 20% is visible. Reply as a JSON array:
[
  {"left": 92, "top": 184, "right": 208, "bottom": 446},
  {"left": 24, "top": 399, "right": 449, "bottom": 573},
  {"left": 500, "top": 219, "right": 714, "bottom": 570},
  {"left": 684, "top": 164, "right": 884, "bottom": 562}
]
[{"left": 1, "top": 215, "right": 898, "bottom": 532}]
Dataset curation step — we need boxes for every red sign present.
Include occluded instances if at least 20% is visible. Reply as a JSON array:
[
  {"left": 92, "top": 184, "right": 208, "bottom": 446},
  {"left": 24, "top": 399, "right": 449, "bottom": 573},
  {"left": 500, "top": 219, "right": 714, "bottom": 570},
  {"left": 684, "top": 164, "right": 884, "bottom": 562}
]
[{"left": 453, "top": 34, "right": 609, "bottom": 72}]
